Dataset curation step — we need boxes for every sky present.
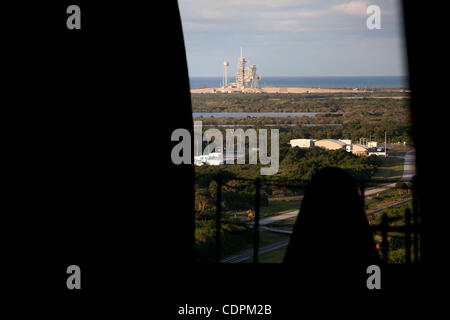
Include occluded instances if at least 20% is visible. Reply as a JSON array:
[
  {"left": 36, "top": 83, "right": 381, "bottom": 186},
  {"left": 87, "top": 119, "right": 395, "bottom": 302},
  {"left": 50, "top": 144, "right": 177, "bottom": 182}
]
[{"left": 178, "top": 0, "right": 408, "bottom": 77}]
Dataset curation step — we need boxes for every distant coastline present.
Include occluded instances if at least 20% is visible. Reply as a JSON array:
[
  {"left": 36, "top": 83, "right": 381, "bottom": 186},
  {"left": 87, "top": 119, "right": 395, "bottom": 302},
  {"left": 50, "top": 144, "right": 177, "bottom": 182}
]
[
  {"left": 191, "top": 86, "right": 409, "bottom": 94},
  {"left": 190, "top": 76, "right": 408, "bottom": 90}
]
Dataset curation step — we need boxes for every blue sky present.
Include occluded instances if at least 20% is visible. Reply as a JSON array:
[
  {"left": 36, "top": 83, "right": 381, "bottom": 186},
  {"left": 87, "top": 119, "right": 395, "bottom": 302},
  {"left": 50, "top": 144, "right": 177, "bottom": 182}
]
[{"left": 178, "top": 0, "right": 408, "bottom": 77}]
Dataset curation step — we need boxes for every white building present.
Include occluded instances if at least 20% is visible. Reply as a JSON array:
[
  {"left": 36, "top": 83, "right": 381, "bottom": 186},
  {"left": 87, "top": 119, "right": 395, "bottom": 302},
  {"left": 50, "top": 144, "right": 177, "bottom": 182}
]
[
  {"left": 194, "top": 152, "right": 224, "bottom": 166},
  {"left": 339, "top": 139, "right": 352, "bottom": 145},
  {"left": 368, "top": 141, "right": 378, "bottom": 148},
  {"left": 351, "top": 144, "right": 369, "bottom": 156},
  {"left": 315, "top": 139, "right": 347, "bottom": 150},
  {"left": 290, "top": 139, "right": 315, "bottom": 148}
]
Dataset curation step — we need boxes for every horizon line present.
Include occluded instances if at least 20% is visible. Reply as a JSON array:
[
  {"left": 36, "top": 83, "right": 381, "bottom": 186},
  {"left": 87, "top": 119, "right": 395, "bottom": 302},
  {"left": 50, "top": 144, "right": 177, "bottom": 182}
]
[{"left": 189, "top": 75, "right": 408, "bottom": 78}]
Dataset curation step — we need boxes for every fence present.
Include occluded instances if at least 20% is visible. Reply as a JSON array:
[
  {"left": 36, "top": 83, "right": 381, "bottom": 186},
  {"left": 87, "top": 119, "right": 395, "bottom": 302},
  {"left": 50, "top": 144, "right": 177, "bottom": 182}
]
[{"left": 211, "top": 175, "right": 422, "bottom": 264}]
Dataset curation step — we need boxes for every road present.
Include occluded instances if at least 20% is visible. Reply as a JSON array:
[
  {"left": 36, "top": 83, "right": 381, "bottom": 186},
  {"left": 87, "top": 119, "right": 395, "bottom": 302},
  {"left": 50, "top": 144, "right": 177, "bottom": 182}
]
[
  {"left": 369, "top": 199, "right": 412, "bottom": 216},
  {"left": 399, "top": 150, "right": 416, "bottom": 181},
  {"left": 260, "top": 226, "right": 293, "bottom": 234},
  {"left": 248, "top": 210, "right": 299, "bottom": 226},
  {"left": 221, "top": 240, "right": 290, "bottom": 264},
  {"left": 364, "top": 150, "right": 415, "bottom": 196},
  {"left": 254, "top": 198, "right": 412, "bottom": 236}
]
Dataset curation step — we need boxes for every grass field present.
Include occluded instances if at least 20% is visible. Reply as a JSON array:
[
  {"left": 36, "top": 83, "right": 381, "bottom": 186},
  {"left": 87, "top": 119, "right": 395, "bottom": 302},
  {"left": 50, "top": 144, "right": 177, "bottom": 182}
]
[
  {"left": 368, "top": 144, "right": 414, "bottom": 185},
  {"left": 222, "top": 230, "right": 290, "bottom": 260},
  {"left": 259, "top": 196, "right": 302, "bottom": 217},
  {"left": 369, "top": 155, "right": 404, "bottom": 186},
  {"left": 241, "top": 246, "right": 287, "bottom": 263},
  {"left": 260, "top": 230, "right": 290, "bottom": 246},
  {"left": 265, "top": 216, "right": 297, "bottom": 231},
  {"left": 229, "top": 195, "right": 302, "bottom": 219},
  {"left": 366, "top": 188, "right": 412, "bottom": 212}
]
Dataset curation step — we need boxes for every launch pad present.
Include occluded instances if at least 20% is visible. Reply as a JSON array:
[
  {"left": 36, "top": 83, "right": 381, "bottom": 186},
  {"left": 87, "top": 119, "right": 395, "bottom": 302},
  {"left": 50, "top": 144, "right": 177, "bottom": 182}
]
[{"left": 221, "top": 47, "right": 261, "bottom": 90}]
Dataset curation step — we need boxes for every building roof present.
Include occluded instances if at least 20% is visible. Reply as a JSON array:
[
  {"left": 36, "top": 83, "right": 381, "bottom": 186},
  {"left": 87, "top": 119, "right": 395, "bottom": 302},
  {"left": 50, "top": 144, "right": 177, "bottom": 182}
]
[
  {"left": 316, "top": 139, "right": 347, "bottom": 146},
  {"left": 352, "top": 144, "right": 369, "bottom": 151},
  {"left": 290, "top": 138, "right": 313, "bottom": 143}
]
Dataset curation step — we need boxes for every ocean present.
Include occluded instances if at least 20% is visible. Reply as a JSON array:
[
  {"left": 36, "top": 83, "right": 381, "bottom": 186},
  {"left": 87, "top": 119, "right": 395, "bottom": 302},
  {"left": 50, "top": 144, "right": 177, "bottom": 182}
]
[{"left": 189, "top": 76, "right": 408, "bottom": 90}]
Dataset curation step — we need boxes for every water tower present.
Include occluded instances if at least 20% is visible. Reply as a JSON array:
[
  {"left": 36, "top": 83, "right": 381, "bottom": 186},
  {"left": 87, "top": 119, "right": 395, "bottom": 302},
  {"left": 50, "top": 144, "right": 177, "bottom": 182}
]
[{"left": 223, "top": 61, "right": 229, "bottom": 88}]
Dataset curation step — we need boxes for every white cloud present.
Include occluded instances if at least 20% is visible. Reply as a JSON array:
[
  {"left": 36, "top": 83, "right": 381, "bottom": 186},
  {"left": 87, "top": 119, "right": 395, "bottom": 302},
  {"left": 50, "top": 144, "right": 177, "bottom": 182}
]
[
  {"left": 179, "top": 0, "right": 391, "bottom": 33},
  {"left": 295, "top": 10, "right": 328, "bottom": 18},
  {"left": 228, "top": 0, "right": 306, "bottom": 8},
  {"left": 332, "top": 1, "right": 369, "bottom": 16},
  {"left": 199, "top": 10, "right": 225, "bottom": 20}
]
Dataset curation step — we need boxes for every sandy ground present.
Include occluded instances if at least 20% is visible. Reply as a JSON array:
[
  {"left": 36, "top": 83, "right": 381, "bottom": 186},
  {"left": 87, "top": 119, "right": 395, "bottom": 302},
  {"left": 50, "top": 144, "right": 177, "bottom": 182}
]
[{"left": 190, "top": 87, "right": 408, "bottom": 94}]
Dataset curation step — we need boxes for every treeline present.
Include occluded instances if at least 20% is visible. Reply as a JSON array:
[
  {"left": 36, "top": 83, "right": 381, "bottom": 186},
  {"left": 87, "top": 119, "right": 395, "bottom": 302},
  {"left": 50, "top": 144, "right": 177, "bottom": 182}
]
[
  {"left": 278, "top": 122, "right": 412, "bottom": 144},
  {"left": 191, "top": 92, "right": 411, "bottom": 124},
  {"left": 195, "top": 180, "right": 269, "bottom": 218},
  {"left": 198, "top": 114, "right": 343, "bottom": 126},
  {"left": 198, "top": 120, "right": 411, "bottom": 143},
  {"left": 278, "top": 147, "right": 381, "bottom": 182}
]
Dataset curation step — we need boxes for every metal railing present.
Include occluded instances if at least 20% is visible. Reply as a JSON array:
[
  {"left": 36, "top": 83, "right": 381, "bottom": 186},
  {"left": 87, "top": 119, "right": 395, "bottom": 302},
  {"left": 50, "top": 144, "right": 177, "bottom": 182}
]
[{"left": 212, "top": 175, "right": 422, "bottom": 264}]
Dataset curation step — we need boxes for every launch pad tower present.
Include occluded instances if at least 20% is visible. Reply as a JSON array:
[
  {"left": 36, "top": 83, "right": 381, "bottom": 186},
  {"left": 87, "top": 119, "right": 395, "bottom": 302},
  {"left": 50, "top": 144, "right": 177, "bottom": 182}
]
[{"left": 223, "top": 48, "right": 260, "bottom": 90}]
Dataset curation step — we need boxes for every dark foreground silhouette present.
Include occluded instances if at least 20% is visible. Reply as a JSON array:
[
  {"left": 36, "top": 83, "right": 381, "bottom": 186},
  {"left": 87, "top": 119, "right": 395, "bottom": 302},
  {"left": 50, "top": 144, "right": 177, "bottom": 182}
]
[{"left": 284, "top": 167, "right": 380, "bottom": 285}]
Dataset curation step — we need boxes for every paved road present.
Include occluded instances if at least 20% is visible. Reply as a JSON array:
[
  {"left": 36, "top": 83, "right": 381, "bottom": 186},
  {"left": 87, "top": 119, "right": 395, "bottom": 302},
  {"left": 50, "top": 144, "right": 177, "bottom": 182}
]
[
  {"left": 365, "top": 150, "right": 415, "bottom": 196},
  {"left": 255, "top": 198, "right": 413, "bottom": 236},
  {"left": 399, "top": 150, "right": 416, "bottom": 181},
  {"left": 365, "top": 183, "right": 397, "bottom": 196},
  {"left": 221, "top": 240, "right": 290, "bottom": 264},
  {"left": 260, "top": 226, "right": 293, "bottom": 234},
  {"left": 248, "top": 210, "right": 299, "bottom": 226},
  {"left": 369, "top": 199, "right": 412, "bottom": 216}
]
